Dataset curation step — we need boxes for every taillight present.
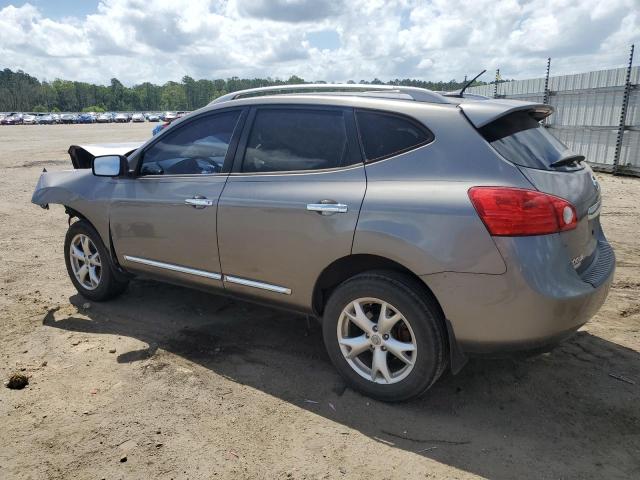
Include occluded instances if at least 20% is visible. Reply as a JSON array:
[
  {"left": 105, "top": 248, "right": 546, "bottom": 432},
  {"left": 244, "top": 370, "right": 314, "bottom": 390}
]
[{"left": 468, "top": 187, "right": 577, "bottom": 236}]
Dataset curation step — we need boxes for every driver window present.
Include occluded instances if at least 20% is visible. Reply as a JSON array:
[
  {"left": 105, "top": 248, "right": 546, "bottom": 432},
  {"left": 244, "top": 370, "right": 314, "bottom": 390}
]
[{"left": 140, "top": 110, "right": 241, "bottom": 175}]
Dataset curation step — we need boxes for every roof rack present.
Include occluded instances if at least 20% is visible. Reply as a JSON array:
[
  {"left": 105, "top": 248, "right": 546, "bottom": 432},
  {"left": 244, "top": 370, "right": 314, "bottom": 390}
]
[{"left": 209, "top": 83, "right": 451, "bottom": 105}]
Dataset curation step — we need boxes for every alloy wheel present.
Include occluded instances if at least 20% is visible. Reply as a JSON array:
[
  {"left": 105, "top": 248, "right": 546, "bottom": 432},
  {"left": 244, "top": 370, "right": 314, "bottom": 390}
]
[
  {"left": 337, "top": 297, "right": 417, "bottom": 384},
  {"left": 69, "top": 233, "right": 102, "bottom": 290}
]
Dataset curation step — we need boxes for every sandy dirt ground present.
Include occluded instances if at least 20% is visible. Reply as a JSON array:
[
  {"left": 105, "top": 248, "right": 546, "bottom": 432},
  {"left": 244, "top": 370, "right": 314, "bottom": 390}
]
[{"left": 0, "top": 123, "right": 639, "bottom": 480}]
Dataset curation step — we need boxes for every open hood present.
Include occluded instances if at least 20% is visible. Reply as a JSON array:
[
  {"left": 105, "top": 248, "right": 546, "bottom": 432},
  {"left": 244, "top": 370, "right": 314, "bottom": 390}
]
[
  {"left": 68, "top": 142, "right": 143, "bottom": 169},
  {"left": 458, "top": 98, "right": 553, "bottom": 128}
]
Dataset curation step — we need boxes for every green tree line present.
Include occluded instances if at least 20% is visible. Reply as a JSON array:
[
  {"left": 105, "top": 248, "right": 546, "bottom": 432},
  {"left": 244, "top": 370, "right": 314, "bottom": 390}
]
[{"left": 0, "top": 68, "right": 487, "bottom": 112}]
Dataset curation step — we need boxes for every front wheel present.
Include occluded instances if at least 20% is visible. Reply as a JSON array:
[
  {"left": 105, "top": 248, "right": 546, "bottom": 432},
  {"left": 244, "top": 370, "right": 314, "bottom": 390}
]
[
  {"left": 64, "top": 220, "right": 128, "bottom": 301},
  {"left": 322, "top": 271, "right": 447, "bottom": 402}
]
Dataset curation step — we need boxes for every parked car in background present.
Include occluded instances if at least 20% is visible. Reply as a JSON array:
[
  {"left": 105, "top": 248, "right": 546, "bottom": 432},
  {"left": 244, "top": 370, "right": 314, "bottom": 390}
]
[
  {"left": 77, "top": 113, "right": 96, "bottom": 124},
  {"left": 61, "top": 113, "right": 77, "bottom": 124},
  {"left": 3, "top": 113, "right": 24, "bottom": 125},
  {"left": 146, "top": 113, "right": 160, "bottom": 122},
  {"left": 114, "top": 113, "right": 130, "bottom": 123},
  {"left": 0, "top": 113, "right": 6, "bottom": 123},
  {"left": 23, "top": 114, "right": 38, "bottom": 125},
  {"left": 6, "top": 113, "right": 23, "bottom": 125},
  {"left": 37, "top": 114, "right": 55, "bottom": 125},
  {"left": 96, "top": 113, "right": 112, "bottom": 123},
  {"left": 161, "top": 111, "right": 177, "bottom": 122},
  {"left": 31, "top": 84, "right": 615, "bottom": 401},
  {"left": 51, "top": 113, "right": 61, "bottom": 124},
  {"left": 132, "top": 113, "right": 145, "bottom": 122}
]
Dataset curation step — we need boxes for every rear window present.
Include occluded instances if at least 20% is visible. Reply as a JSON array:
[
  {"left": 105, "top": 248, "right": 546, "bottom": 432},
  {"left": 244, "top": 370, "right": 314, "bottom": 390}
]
[
  {"left": 242, "top": 108, "right": 352, "bottom": 173},
  {"left": 479, "top": 110, "right": 579, "bottom": 170},
  {"left": 356, "top": 110, "right": 433, "bottom": 161}
]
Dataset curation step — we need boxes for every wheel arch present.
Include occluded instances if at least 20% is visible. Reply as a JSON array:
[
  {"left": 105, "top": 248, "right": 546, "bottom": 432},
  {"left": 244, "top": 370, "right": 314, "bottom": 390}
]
[
  {"left": 65, "top": 205, "right": 89, "bottom": 224},
  {"left": 64, "top": 205, "right": 131, "bottom": 282},
  {"left": 312, "top": 254, "right": 439, "bottom": 316},
  {"left": 64, "top": 206, "right": 105, "bottom": 245}
]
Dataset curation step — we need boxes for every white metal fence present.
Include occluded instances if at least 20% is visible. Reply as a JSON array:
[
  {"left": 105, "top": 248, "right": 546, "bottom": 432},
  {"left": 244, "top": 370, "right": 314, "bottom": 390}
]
[{"left": 464, "top": 66, "right": 640, "bottom": 176}]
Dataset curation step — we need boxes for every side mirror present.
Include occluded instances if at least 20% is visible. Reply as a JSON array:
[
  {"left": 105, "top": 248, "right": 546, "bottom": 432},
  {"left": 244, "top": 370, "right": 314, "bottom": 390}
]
[{"left": 92, "top": 155, "right": 127, "bottom": 177}]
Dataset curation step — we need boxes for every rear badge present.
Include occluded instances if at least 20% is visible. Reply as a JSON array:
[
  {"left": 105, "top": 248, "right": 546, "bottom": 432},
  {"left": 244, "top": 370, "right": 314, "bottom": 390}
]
[{"left": 571, "top": 254, "right": 585, "bottom": 269}]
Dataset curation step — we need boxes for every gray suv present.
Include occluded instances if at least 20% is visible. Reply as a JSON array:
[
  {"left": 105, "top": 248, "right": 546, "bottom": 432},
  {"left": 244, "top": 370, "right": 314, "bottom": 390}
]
[{"left": 32, "top": 84, "right": 615, "bottom": 401}]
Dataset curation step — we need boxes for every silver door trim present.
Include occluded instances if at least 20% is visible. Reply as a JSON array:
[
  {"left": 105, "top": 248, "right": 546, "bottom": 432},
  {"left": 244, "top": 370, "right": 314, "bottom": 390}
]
[
  {"left": 223, "top": 275, "right": 292, "bottom": 295},
  {"left": 123, "top": 255, "right": 222, "bottom": 280}
]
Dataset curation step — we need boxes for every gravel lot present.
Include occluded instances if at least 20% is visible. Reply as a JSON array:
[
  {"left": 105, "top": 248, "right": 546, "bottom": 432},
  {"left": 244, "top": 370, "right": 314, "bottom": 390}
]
[{"left": 1, "top": 123, "right": 639, "bottom": 479}]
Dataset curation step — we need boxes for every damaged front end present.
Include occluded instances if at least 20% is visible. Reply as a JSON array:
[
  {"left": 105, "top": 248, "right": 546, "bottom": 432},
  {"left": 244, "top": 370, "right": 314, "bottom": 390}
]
[
  {"left": 33, "top": 141, "right": 142, "bottom": 209},
  {"left": 31, "top": 168, "right": 92, "bottom": 210},
  {"left": 32, "top": 167, "right": 113, "bottom": 254},
  {"left": 32, "top": 142, "right": 141, "bottom": 248}
]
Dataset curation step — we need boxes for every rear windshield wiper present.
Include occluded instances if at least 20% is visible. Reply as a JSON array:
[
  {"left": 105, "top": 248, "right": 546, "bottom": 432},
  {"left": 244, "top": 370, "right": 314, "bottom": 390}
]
[{"left": 549, "top": 154, "right": 585, "bottom": 168}]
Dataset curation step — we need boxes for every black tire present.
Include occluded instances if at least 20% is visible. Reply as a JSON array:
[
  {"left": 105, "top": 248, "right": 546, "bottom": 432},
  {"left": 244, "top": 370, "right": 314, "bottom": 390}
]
[
  {"left": 322, "top": 271, "right": 447, "bottom": 402},
  {"left": 64, "top": 220, "right": 128, "bottom": 301}
]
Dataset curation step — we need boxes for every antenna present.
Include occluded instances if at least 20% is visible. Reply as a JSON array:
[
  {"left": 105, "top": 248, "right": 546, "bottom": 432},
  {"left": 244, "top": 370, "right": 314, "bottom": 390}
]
[{"left": 456, "top": 70, "right": 486, "bottom": 97}]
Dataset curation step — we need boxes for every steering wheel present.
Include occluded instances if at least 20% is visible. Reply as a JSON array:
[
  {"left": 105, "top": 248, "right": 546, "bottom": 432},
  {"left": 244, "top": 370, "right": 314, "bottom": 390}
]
[
  {"left": 192, "top": 157, "right": 222, "bottom": 174},
  {"left": 169, "top": 157, "right": 221, "bottom": 174}
]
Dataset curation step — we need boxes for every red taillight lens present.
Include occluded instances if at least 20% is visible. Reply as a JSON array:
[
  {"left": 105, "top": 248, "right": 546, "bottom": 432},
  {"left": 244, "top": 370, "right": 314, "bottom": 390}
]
[{"left": 468, "top": 187, "right": 577, "bottom": 236}]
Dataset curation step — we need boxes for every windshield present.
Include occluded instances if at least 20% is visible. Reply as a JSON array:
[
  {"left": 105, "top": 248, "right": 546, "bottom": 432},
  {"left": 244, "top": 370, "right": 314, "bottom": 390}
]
[{"left": 479, "top": 110, "right": 582, "bottom": 171}]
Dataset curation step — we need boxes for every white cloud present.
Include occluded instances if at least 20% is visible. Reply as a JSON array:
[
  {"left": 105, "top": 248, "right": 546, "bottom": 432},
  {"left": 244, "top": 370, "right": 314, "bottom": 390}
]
[{"left": 0, "top": 0, "right": 637, "bottom": 85}]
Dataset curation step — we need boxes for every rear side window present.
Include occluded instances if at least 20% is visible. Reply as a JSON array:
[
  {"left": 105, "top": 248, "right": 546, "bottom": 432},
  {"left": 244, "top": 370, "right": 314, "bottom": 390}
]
[
  {"left": 356, "top": 110, "right": 433, "bottom": 161},
  {"left": 479, "top": 110, "right": 577, "bottom": 170},
  {"left": 242, "top": 109, "right": 351, "bottom": 173}
]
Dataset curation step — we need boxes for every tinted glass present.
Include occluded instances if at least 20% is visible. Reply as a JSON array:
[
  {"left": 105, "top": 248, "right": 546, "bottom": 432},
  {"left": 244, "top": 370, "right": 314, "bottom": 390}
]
[
  {"left": 140, "top": 110, "right": 240, "bottom": 175},
  {"left": 480, "top": 111, "right": 578, "bottom": 170},
  {"left": 356, "top": 111, "right": 432, "bottom": 161},
  {"left": 242, "top": 109, "right": 350, "bottom": 173}
]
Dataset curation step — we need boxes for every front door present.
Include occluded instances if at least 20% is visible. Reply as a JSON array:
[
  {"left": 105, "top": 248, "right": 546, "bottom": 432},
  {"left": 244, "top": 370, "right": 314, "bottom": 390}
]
[
  {"left": 217, "top": 106, "right": 366, "bottom": 309},
  {"left": 110, "top": 108, "right": 244, "bottom": 288}
]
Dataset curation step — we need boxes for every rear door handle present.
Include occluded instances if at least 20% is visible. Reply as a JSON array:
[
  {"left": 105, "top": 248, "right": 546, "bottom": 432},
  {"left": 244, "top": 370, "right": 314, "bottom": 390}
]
[
  {"left": 306, "top": 201, "right": 348, "bottom": 215},
  {"left": 185, "top": 196, "right": 213, "bottom": 209}
]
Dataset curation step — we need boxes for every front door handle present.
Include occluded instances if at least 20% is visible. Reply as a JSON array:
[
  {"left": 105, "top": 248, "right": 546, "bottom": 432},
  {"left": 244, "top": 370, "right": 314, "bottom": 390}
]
[
  {"left": 185, "top": 195, "right": 213, "bottom": 209},
  {"left": 307, "top": 201, "right": 348, "bottom": 215}
]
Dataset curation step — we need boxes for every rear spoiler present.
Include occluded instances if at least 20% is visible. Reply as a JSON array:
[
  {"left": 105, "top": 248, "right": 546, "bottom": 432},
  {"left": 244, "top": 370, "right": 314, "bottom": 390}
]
[
  {"left": 68, "top": 142, "right": 143, "bottom": 169},
  {"left": 458, "top": 99, "right": 553, "bottom": 128}
]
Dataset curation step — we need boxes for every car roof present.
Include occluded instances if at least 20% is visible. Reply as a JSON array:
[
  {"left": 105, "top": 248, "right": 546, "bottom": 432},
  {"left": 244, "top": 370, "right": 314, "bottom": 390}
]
[
  {"left": 201, "top": 84, "right": 552, "bottom": 128},
  {"left": 197, "top": 93, "right": 458, "bottom": 120},
  {"left": 210, "top": 83, "right": 452, "bottom": 105}
]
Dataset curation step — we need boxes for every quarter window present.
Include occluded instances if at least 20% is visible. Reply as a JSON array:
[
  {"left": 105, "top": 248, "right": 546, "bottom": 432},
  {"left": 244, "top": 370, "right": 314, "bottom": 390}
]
[
  {"left": 356, "top": 110, "right": 433, "bottom": 161},
  {"left": 140, "top": 110, "right": 241, "bottom": 175},
  {"left": 242, "top": 109, "right": 351, "bottom": 173}
]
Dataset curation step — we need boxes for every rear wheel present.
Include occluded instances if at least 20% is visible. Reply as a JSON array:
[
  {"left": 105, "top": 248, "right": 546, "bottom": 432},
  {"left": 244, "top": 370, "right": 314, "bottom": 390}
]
[
  {"left": 323, "top": 271, "right": 447, "bottom": 401},
  {"left": 64, "top": 220, "right": 128, "bottom": 301}
]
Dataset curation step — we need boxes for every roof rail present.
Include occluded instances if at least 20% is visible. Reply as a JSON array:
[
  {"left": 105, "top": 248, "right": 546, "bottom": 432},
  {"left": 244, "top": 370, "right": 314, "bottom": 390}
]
[{"left": 209, "top": 83, "right": 450, "bottom": 105}]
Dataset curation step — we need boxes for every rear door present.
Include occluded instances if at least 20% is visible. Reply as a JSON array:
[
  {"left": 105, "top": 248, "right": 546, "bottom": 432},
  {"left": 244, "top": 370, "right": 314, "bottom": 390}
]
[
  {"left": 217, "top": 105, "right": 366, "bottom": 309},
  {"left": 110, "top": 108, "right": 245, "bottom": 288}
]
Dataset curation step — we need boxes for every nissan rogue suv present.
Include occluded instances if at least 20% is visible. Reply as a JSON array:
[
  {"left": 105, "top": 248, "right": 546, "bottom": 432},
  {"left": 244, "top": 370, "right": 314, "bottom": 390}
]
[{"left": 32, "top": 84, "right": 614, "bottom": 401}]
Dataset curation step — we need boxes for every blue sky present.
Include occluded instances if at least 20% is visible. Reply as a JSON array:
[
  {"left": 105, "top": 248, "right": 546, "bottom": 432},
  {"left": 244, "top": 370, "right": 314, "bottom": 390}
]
[
  {"left": 0, "top": 0, "right": 99, "bottom": 19},
  {"left": 0, "top": 1, "right": 637, "bottom": 86}
]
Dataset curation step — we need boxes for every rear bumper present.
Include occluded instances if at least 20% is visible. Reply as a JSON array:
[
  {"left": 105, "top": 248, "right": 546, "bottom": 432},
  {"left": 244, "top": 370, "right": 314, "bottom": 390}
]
[{"left": 422, "top": 234, "right": 615, "bottom": 355}]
